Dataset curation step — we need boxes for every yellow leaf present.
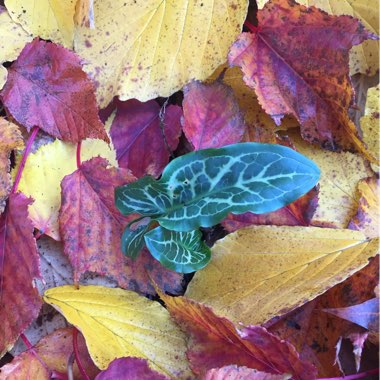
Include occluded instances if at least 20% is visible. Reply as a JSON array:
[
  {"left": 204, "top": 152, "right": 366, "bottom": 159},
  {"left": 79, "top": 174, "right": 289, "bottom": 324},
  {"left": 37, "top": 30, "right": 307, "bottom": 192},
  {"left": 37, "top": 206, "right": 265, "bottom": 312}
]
[
  {"left": 361, "top": 85, "right": 379, "bottom": 169},
  {"left": 74, "top": 0, "right": 94, "bottom": 28},
  {"left": 44, "top": 285, "right": 192, "bottom": 378},
  {"left": 0, "top": 6, "right": 32, "bottom": 63},
  {"left": 288, "top": 130, "right": 373, "bottom": 228},
  {"left": 13, "top": 138, "right": 116, "bottom": 240},
  {"left": 256, "top": 0, "right": 379, "bottom": 76},
  {"left": 0, "top": 66, "right": 7, "bottom": 90},
  {"left": 186, "top": 225, "right": 379, "bottom": 326},
  {"left": 74, "top": 0, "right": 248, "bottom": 107},
  {"left": 5, "top": 0, "right": 77, "bottom": 48}
]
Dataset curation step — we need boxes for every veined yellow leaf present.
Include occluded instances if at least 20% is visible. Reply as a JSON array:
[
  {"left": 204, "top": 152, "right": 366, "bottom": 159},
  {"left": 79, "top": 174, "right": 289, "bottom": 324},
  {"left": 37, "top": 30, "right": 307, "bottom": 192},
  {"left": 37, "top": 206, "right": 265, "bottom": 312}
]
[
  {"left": 74, "top": 0, "right": 248, "bottom": 106},
  {"left": 44, "top": 285, "right": 192, "bottom": 379},
  {"left": 186, "top": 225, "right": 379, "bottom": 326}
]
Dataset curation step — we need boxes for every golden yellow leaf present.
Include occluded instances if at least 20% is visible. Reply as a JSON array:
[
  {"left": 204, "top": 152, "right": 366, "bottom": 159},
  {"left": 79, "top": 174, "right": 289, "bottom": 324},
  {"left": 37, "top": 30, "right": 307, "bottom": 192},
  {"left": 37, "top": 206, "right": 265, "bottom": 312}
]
[
  {"left": 361, "top": 85, "right": 379, "bottom": 169},
  {"left": 288, "top": 130, "right": 373, "bottom": 228},
  {"left": 186, "top": 225, "right": 379, "bottom": 326},
  {"left": 74, "top": 0, "right": 248, "bottom": 107},
  {"left": 44, "top": 285, "right": 192, "bottom": 378},
  {"left": 5, "top": 0, "right": 77, "bottom": 48},
  {"left": 256, "top": 0, "right": 379, "bottom": 76},
  {"left": 0, "top": 5, "right": 32, "bottom": 63},
  {"left": 74, "top": 0, "right": 94, "bottom": 28},
  {"left": 13, "top": 138, "right": 116, "bottom": 240}
]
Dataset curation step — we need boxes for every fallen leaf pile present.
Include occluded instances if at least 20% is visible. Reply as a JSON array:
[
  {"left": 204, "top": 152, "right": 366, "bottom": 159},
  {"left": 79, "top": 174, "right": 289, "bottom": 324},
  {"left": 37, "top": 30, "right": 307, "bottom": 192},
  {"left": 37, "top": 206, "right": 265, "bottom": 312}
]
[{"left": 0, "top": 0, "right": 378, "bottom": 379}]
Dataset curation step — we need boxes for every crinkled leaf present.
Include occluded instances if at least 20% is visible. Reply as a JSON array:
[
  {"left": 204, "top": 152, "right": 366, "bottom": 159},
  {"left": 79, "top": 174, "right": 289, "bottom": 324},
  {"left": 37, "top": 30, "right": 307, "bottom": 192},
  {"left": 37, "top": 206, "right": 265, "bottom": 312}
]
[
  {"left": 74, "top": 0, "right": 248, "bottom": 106},
  {"left": 159, "top": 292, "right": 316, "bottom": 379},
  {"left": 323, "top": 298, "right": 379, "bottom": 332},
  {"left": 5, "top": 0, "right": 76, "bottom": 48},
  {"left": 121, "top": 221, "right": 151, "bottom": 259},
  {"left": 60, "top": 157, "right": 135, "bottom": 287},
  {"left": 348, "top": 176, "right": 379, "bottom": 239},
  {"left": 44, "top": 285, "right": 193, "bottom": 378},
  {"left": 14, "top": 138, "right": 117, "bottom": 240},
  {"left": 186, "top": 225, "right": 379, "bottom": 326},
  {"left": 182, "top": 81, "right": 245, "bottom": 150},
  {"left": 229, "top": 0, "right": 378, "bottom": 161},
  {"left": 145, "top": 226, "right": 211, "bottom": 273},
  {"left": 0, "top": 118, "right": 23, "bottom": 214},
  {"left": 109, "top": 99, "right": 182, "bottom": 178},
  {"left": 203, "top": 366, "right": 290, "bottom": 380},
  {"left": 1, "top": 39, "right": 108, "bottom": 143},
  {"left": 0, "top": 193, "right": 42, "bottom": 357},
  {"left": 95, "top": 358, "right": 170, "bottom": 380},
  {"left": 116, "top": 143, "right": 320, "bottom": 232}
]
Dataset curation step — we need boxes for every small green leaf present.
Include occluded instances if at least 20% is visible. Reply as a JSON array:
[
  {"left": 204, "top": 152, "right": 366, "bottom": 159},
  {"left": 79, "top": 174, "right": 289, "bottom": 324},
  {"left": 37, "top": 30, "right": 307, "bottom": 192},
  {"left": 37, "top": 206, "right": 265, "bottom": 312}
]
[
  {"left": 121, "top": 222, "right": 151, "bottom": 259},
  {"left": 115, "top": 143, "right": 320, "bottom": 231},
  {"left": 144, "top": 226, "right": 211, "bottom": 273}
]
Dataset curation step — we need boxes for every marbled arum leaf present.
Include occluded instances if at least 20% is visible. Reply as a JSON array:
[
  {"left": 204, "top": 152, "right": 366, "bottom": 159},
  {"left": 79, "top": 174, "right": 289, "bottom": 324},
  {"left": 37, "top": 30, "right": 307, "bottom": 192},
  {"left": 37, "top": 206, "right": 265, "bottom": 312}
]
[{"left": 121, "top": 221, "right": 152, "bottom": 259}]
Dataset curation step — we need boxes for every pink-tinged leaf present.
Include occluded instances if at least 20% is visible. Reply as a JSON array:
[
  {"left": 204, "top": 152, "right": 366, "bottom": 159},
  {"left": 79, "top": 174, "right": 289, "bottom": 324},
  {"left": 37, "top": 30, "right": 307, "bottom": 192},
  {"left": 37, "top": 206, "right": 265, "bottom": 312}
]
[
  {"left": 346, "top": 332, "right": 368, "bottom": 372},
  {"left": 160, "top": 293, "right": 316, "bottom": 380},
  {"left": 110, "top": 99, "right": 182, "bottom": 178},
  {"left": 95, "top": 357, "right": 170, "bottom": 380},
  {"left": 182, "top": 81, "right": 245, "bottom": 150},
  {"left": 1, "top": 39, "right": 108, "bottom": 143},
  {"left": 228, "top": 0, "right": 378, "bottom": 161},
  {"left": 0, "top": 193, "right": 42, "bottom": 357},
  {"left": 323, "top": 298, "right": 379, "bottom": 332},
  {"left": 59, "top": 157, "right": 136, "bottom": 287},
  {"left": 203, "top": 365, "right": 289, "bottom": 380},
  {"left": 222, "top": 187, "right": 318, "bottom": 232}
]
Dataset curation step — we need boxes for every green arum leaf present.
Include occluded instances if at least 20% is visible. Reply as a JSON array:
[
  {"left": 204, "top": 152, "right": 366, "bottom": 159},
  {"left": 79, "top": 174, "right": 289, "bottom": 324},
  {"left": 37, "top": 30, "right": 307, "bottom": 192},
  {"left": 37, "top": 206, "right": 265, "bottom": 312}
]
[
  {"left": 115, "top": 143, "right": 320, "bottom": 232},
  {"left": 144, "top": 226, "right": 211, "bottom": 273},
  {"left": 121, "top": 220, "right": 152, "bottom": 259}
]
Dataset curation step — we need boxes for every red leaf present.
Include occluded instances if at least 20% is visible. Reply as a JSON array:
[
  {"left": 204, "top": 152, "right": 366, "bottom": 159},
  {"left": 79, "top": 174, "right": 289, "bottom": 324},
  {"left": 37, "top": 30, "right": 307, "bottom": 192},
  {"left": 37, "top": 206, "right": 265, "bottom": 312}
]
[
  {"left": 182, "top": 81, "right": 245, "bottom": 150},
  {"left": 160, "top": 293, "right": 316, "bottom": 379},
  {"left": 203, "top": 365, "right": 288, "bottom": 380},
  {"left": 95, "top": 357, "right": 170, "bottom": 380},
  {"left": 1, "top": 39, "right": 108, "bottom": 143},
  {"left": 0, "top": 193, "right": 42, "bottom": 356},
  {"left": 110, "top": 99, "right": 182, "bottom": 178},
  {"left": 228, "top": 0, "right": 378, "bottom": 160},
  {"left": 59, "top": 157, "right": 135, "bottom": 287},
  {"left": 323, "top": 298, "right": 379, "bottom": 332}
]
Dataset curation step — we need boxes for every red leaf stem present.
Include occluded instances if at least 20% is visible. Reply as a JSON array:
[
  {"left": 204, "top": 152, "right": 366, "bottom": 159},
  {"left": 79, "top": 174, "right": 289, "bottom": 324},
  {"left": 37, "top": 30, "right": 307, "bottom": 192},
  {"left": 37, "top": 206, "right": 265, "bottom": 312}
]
[
  {"left": 76, "top": 142, "right": 82, "bottom": 169},
  {"left": 72, "top": 327, "right": 90, "bottom": 380}
]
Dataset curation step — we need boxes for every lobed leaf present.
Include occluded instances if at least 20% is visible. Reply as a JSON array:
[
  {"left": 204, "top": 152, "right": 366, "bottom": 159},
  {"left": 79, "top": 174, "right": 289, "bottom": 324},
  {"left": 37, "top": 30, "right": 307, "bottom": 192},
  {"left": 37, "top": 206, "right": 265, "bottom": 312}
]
[
  {"left": 116, "top": 143, "right": 320, "bottom": 232},
  {"left": 145, "top": 226, "right": 211, "bottom": 273}
]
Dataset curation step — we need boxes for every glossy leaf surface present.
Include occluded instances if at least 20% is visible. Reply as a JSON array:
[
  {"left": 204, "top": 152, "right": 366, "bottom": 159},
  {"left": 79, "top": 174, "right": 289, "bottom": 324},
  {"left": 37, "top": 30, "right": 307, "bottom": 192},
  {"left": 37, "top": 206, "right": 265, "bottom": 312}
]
[
  {"left": 121, "top": 222, "right": 151, "bottom": 259},
  {"left": 116, "top": 143, "right": 320, "bottom": 232},
  {"left": 145, "top": 226, "right": 211, "bottom": 273}
]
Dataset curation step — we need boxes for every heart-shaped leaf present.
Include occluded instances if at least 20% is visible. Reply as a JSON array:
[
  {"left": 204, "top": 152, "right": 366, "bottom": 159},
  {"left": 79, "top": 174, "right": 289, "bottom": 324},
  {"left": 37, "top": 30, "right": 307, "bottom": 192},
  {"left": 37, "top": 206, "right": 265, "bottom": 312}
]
[
  {"left": 116, "top": 143, "right": 320, "bottom": 232},
  {"left": 145, "top": 226, "right": 211, "bottom": 273}
]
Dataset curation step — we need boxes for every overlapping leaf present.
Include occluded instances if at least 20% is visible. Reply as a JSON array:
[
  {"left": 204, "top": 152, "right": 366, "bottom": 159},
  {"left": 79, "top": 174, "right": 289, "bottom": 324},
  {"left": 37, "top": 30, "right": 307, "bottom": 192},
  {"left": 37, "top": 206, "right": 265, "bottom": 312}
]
[
  {"left": 1, "top": 39, "right": 108, "bottom": 143},
  {"left": 229, "top": 0, "right": 378, "bottom": 161},
  {"left": 59, "top": 157, "right": 135, "bottom": 287},
  {"left": 0, "top": 193, "right": 42, "bottom": 357},
  {"left": 160, "top": 292, "right": 316, "bottom": 379},
  {"left": 14, "top": 138, "right": 117, "bottom": 240},
  {"left": 116, "top": 143, "right": 320, "bottom": 232},
  {"left": 44, "top": 285, "right": 193, "bottom": 378},
  {"left": 186, "top": 225, "right": 379, "bottom": 326},
  {"left": 0, "top": 118, "right": 23, "bottom": 214},
  {"left": 109, "top": 99, "right": 182, "bottom": 178},
  {"left": 203, "top": 366, "right": 289, "bottom": 380},
  {"left": 182, "top": 81, "right": 245, "bottom": 150},
  {"left": 5, "top": 0, "right": 77, "bottom": 48},
  {"left": 74, "top": 0, "right": 249, "bottom": 106}
]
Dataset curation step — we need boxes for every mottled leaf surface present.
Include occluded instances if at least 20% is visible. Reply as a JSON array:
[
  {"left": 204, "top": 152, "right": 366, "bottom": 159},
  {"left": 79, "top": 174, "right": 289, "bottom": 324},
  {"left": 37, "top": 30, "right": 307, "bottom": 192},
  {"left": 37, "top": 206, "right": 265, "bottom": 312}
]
[
  {"left": 203, "top": 366, "right": 289, "bottom": 380},
  {"left": 109, "top": 99, "right": 182, "bottom": 178},
  {"left": 0, "top": 118, "right": 23, "bottom": 214},
  {"left": 0, "top": 193, "right": 42, "bottom": 357},
  {"left": 95, "top": 358, "right": 170, "bottom": 380},
  {"left": 160, "top": 292, "right": 316, "bottom": 379},
  {"left": 145, "top": 226, "right": 211, "bottom": 273},
  {"left": 186, "top": 226, "right": 379, "bottom": 326},
  {"left": 229, "top": 0, "right": 378, "bottom": 160},
  {"left": 116, "top": 143, "right": 320, "bottom": 232},
  {"left": 74, "top": 0, "right": 248, "bottom": 106},
  {"left": 182, "top": 81, "right": 245, "bottom": 150},
  {"left": 59, "top": 157, "right": 135, "bottom": 287},
  {"left": 1, "top": 39, "right": 108, "bottom": 143}
]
